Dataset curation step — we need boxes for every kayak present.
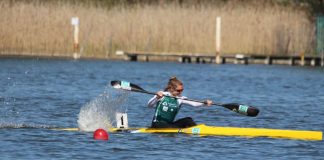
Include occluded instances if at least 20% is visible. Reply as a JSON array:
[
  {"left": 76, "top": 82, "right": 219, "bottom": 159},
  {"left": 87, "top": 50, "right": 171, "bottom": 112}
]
[
  {"left": 54, "top": 124, "right": 322, "bottom": 141},
  {"left": 113, "top": 124, "right": 322, "bottom": 141}
]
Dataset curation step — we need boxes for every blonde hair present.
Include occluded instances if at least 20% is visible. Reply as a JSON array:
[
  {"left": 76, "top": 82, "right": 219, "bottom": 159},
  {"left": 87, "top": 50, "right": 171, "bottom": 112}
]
[{"left": 164, "top": 76, "right": 183, "bottom": 91}]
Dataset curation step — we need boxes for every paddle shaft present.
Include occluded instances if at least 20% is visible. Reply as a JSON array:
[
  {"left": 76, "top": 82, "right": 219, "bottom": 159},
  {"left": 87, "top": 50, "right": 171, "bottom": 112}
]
[
  {"left": 129, "top": 86, "right": 231, "bottom": 107},
  {"left": 111, "top": 80, "right": 259, "bottom": 117}
]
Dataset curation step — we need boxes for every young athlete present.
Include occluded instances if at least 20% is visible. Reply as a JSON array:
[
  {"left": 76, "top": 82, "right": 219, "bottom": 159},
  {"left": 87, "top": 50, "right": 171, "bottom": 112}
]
[{"left": 147, "top": 77, "right": 212, "bottom": 128}]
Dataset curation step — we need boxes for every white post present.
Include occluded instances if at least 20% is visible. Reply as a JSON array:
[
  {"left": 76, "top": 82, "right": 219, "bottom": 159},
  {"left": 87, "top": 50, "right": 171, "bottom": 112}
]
[
  {"left": 71, "top": 17, "right": 80, "bottom": 59},
  {"left": 216, "top": 17, "right": 221, "bottom": 64}
]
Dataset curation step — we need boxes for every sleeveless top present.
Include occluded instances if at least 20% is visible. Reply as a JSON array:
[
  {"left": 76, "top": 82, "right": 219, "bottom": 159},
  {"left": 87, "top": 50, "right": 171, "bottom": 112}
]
[
  {"left": 148, "top": 91, "right": 206, "bottom": 123},
  {"left": 152, "top": 96, "right": 180, "bottom": 123}
]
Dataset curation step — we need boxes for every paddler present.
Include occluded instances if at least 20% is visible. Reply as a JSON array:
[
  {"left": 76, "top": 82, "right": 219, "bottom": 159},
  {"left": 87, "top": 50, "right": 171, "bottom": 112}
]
[{"left": 147, "top": 76, "right": 212, "bottom": 128}]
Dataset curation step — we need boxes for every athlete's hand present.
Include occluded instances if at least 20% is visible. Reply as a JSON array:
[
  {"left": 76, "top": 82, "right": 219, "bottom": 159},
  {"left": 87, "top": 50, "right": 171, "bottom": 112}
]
[
  {"left": 205, "top": 100, "right": 213, "bottom": 106},
  {"left": 156, "top": 91, "right": 164, "bottom": 99}
]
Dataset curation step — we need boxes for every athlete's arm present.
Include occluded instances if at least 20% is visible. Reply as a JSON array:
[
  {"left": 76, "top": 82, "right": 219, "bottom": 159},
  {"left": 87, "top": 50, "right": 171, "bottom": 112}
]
[
  {"left": 147, "top": 91, "right": 164, "bottom": 108},
  {"left": 180, "top": 97, "right": 212, "bottom": 107}
]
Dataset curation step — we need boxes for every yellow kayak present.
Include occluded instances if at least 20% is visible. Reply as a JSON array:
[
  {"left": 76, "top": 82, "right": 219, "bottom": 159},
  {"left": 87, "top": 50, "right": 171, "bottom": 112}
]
[{"left": 54, "top": 124, "right": 322, "bottom": 141}]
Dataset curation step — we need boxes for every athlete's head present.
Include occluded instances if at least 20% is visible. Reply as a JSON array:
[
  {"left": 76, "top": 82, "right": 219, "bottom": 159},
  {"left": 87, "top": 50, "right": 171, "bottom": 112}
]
[{"left": 165, "top": 76, "right": 183, "bottom": 96}]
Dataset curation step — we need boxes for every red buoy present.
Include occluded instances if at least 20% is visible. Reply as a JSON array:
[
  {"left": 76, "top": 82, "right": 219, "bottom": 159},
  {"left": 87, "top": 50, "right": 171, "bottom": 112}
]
[{"left": 93, "top": 128, "right": 109, "bottom": 140}]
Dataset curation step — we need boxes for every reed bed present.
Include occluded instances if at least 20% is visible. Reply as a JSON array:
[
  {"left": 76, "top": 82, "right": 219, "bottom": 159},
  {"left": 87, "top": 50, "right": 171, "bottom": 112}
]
[{"left": 0, "top": 0, "right": 315, "bottom": 59}]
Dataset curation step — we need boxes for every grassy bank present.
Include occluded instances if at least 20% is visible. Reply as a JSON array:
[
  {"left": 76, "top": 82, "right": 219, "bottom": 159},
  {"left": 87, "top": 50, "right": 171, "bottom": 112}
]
[{"left": 0, "top": 0, "right": 315, "bottom": 59}]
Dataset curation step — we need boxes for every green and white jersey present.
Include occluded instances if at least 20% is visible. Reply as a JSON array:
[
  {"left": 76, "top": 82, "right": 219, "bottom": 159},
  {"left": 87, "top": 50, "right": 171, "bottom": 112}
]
[{"left": 148, "top": 92, "right": 205, "bottom": 123}]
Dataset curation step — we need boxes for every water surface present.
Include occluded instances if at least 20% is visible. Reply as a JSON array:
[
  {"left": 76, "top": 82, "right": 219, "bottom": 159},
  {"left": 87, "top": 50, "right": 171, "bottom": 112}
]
[{"left": 1, "top": 58, "right": 323, "bottom": 159}]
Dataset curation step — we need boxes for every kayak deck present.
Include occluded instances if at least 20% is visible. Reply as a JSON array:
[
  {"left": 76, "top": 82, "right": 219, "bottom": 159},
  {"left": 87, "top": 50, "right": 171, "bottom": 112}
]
[
  {"left": 54, "top": 124, "right": 323, "bottom": 141},
  {"left": 111, "top": 124, "right": 322, "bottom": 141}
]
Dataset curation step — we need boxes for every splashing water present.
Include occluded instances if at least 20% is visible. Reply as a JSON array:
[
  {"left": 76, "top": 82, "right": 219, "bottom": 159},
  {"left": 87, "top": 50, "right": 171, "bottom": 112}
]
[{"left": 77, "top": 88, "right": 129, "bottom": 132}]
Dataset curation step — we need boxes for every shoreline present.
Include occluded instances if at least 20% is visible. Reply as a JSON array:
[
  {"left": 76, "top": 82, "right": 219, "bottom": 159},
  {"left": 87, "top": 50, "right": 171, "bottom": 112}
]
[{"left": 1, "top": 51, "right": 323, "bottom": 67}]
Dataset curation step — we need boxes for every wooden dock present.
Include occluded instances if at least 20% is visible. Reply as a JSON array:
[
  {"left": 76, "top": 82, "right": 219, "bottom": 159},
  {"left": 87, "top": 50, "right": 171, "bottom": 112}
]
[{"left": 116, "top": 51, "right": 324, "bottom": 67}]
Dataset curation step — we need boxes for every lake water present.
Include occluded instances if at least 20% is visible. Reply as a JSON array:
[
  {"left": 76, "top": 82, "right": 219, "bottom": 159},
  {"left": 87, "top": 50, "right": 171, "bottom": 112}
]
[{"left": 0, "top": 58, "right": 323, "bottom": 159}]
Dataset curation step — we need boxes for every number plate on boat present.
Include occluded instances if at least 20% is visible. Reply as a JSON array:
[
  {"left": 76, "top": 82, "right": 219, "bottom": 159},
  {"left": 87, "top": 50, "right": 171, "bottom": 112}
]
[{"left": 192, "top": 128, "right": 200, "bottom": 134}]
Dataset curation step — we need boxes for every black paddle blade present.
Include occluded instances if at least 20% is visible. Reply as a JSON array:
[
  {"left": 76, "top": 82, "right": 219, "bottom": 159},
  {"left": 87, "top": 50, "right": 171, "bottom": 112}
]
[
  {"left": 222, "top": 103, "right": 259, "bottom": 117},
  {"left": 111, "top": 80, "right": 145, "bottom": 92}
]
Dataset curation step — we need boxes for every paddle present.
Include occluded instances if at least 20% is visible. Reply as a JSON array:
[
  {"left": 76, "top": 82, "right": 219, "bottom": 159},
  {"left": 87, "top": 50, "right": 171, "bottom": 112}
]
[{"left": 111, "top": 80, "right": 259, "bottom": 117}]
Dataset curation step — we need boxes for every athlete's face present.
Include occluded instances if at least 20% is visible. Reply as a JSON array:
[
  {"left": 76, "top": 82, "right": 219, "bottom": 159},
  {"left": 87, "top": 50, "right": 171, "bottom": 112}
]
[{"left": 171, "top": 85, "right": 183, "bottom": 96}]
